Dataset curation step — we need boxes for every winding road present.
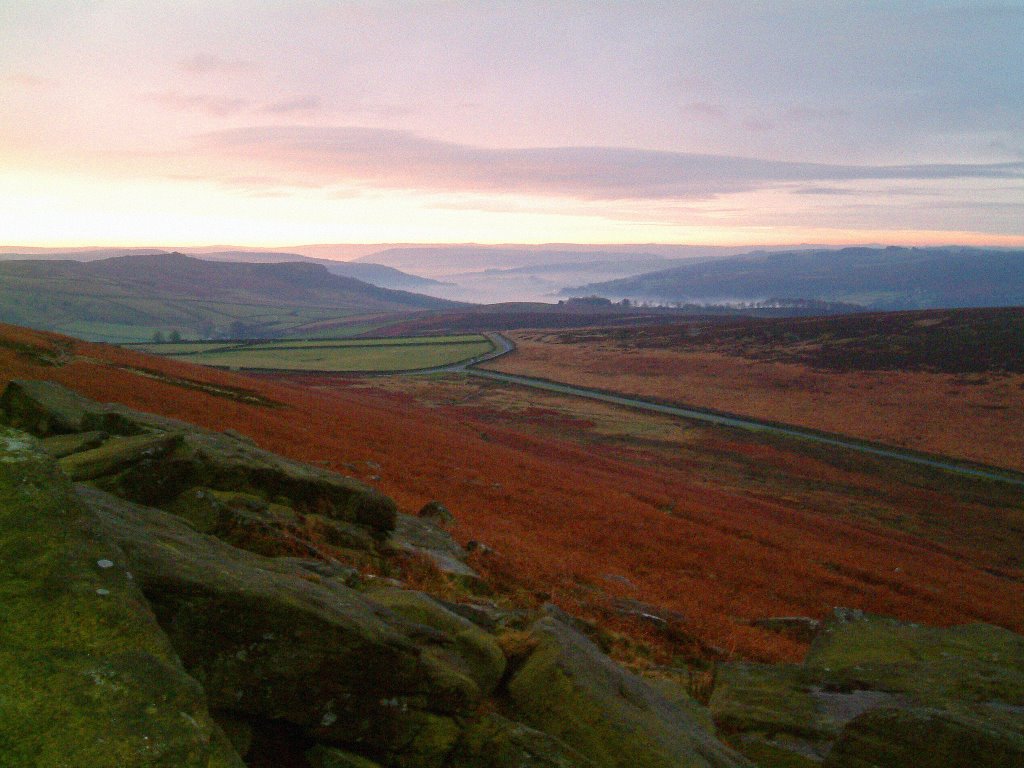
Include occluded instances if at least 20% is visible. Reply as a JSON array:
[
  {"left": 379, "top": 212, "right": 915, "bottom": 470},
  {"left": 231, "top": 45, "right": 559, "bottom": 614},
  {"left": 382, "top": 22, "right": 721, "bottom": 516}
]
[{"left": 431, "top": 332, "right": 1024, "bottom": 488}]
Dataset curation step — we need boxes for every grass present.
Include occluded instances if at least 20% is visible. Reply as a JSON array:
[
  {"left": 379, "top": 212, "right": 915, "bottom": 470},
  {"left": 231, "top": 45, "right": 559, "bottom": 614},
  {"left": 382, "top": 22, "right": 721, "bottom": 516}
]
[{"left": 134, "top": 335, "right": 495, "bottom": 372}]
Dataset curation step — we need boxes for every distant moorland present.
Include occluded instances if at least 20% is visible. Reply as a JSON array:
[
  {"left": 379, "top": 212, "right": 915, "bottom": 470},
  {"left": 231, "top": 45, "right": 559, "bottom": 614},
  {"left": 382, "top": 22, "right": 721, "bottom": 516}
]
[
  {"left": 483, "top": 307, "right": 1024, "bottom": 473},
  {"left": 0, "top": 253, "right": 460, "bottom": 342},
  {"left": 565, "top": 246, "right": 1024, "bottom": 310}
]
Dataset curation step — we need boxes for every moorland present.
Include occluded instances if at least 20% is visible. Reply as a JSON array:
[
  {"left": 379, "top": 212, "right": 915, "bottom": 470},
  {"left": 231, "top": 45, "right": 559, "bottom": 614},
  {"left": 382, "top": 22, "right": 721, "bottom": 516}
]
[
  {"left": 566, "top": 246, "right": 1024, "bottom": 309},
  {"left": 482, "top": 307, "right": 1024, "bottom": 473},
  {"left": 1, "top": 247, "right": 1022, "bottom": 767},
  {"left": 2, "top": 317, "right": 1020, "bottom": 667}
]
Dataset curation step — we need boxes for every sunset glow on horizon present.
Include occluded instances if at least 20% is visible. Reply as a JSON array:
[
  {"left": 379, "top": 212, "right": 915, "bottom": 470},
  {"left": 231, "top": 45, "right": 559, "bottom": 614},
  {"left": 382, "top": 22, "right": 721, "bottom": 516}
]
[{"left": 2, "top": 2, "right": 1022, "bottom": 250}]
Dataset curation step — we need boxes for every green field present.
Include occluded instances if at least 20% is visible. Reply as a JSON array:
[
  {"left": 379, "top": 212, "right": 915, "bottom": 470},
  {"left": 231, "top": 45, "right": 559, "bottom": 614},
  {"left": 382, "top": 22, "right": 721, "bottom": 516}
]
[{"left": 133, "top": 335, "right": 495, "bottom": 372}]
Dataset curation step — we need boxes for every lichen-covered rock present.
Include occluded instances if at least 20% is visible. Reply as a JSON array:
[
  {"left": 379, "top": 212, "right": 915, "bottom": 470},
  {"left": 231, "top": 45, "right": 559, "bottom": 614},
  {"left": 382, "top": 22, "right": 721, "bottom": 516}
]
[
  {"left": 161, "top": 487, "right": 381, "bottom": 569},
  {"left": 0, "top": 379, "right": 145, "bottom": 436},
  {"left": 362, "top": 584, "right": 507, "bottom": 697},
  {"left": 388, "top": 512, "right": 483, "bottom": 585},
  {"left": 1, "top": 380, "right": 396, "bottom": 534},
  {"left": 78, "top": 484, "right": 483, "bottom": 758},
  {"left": 306, "top": 744, "right": 385, "bottom": 767},
  {"left": 805, "top": 608, "right": 1024, "bottom": 708},
  {"left": 0, "top": 427, "right": 243, "bottom": 767},
  {"left": 100, "top": 426, "right": 397, "bottom": 533},
  {"left": 710, "top": 663, "right": 845, "bottom": 740},
  {"left": 709, "top": 662, "right": 850, "bottom": 766},
  {"left": 507, "top": 615, "right": 754, "bottom": 768},
  {"left": 39, "top": 429, "right": 109, "bottom": 457},
  {"left": 710, "top": 608, "right": 1024, "bottom": 767},
  {"left": 448, "top": 713, "right": 597, "bottom": 767},
  {"left": 59, "top": 431, "right": 183, "bottom": 480},
  {"left": 822, "top": 706, "right": 1024, "bottom": 768}
]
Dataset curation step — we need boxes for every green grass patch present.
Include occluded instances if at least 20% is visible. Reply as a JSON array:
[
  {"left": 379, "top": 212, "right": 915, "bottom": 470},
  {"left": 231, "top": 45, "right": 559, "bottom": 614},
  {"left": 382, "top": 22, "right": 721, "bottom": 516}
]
[{"left": 138, "top": 335, "right": 495, "bottom": 372}]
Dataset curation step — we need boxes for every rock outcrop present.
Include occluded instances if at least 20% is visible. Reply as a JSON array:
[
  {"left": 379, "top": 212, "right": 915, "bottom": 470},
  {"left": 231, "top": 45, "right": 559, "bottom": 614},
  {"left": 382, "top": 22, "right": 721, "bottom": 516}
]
[
  {"left": 0, "top": 426, "right": 242, "bottom": 767},
  {"left": 5, "top": 380, "right": 1021, "bottom": 768},
  {"left": 0, "top": 381, "right": 751, "bottom": 768},
  {"left": 710, "top": 607, "right": 1024, "bottom": 767}
]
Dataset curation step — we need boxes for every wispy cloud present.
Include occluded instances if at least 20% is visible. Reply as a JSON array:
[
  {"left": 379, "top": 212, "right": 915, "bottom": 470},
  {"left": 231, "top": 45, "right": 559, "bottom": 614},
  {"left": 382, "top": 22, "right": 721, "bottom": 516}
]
[
  {"left": 683, "top": 102, "right": 728, "bottom": 120},
  {"left": 260, "top": 95, "right": 321, "bottom": 114},
  {"left": 148, "top": 91, "right": 250, "bottom": 116},
  {"left": 178, "top": 54, "right": 255, "bottom": 74},
  {"left": 196, "top": 126, "right": 1024, "bottom": 201}
]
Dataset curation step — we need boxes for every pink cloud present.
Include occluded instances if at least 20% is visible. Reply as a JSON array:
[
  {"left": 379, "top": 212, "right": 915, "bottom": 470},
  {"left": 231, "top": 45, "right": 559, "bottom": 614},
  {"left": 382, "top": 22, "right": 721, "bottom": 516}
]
[{"left": 193, "top": 125, "right": 1024, "bottom": 201}]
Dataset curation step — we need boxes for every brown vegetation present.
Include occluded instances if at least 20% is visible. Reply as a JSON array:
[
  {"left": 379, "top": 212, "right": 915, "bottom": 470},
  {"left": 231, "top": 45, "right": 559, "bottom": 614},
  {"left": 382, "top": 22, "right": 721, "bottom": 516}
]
[
  {"left": 483, "top": 309, "right": 1024, "bottom": 472},
  {"left": 1, "top": 322, "right": 1021, "bottom": 666}
]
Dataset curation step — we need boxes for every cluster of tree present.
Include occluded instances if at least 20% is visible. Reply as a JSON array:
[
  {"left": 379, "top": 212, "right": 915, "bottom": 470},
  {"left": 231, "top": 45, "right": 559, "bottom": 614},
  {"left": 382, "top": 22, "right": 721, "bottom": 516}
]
[{"left": 151, "top": 330, "right": 182, "bottom": 343}]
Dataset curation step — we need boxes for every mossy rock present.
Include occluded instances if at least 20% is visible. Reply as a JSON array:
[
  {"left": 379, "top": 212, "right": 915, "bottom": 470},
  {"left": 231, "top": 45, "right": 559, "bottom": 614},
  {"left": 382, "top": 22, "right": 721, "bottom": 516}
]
[
  {"left": 710, "top": 609, "right": 1024, "bottom": 767},
  {"left": 161, "top": 488, "right": 380, "bottom": 567},
  {"left": 642, "top": 673, "right": 718, "bottom": 735},
  {"left": 212, "top": 712, "right": 254, "bottom": 760},
  {"left": 306, "top": 713, "right": 460, "bottom": 768},
  {"left": 0, "top": 427, "right": 243, "bottom": 767},
  {"left": 0, "top": 379, "right": 145, "bottom": 436},
  {"left": 449, "top": 713, "right": 597, "bottom": 767},
  {"left": 822, "top": 706, "right": 1024, "bottom": 768},
  {"left": 79, "top": 485, "right": 483, "bottom": 754},
  {"left": 710, "top": 663, "right": 842, "bottom": 741},
  {"left": 104, "top": 428, "right": 396, "bottom": 533},
  {"left": 507, "top": 615, "right": 754, "bottom": 768},
  {"left": 806, "top": 609, "right": 1024, "bottom": 709},
  {"left": 39, "top": 429, "right": 109, "bottom": 458},
  {"left": 306, "top": 745, "right": 384, "bottom": 767},
  {"left": 728, "top": 733, "right": 824, "bottom": 768},
  {"left": 382, "top": 710, "right": 462, "bottom": 768},
  {"left": 1, "top": 380, "right": 396, "bottom": 534},
  {"left": 60, "top": 432, "right": 182, "bottom": 481},
  {"left": 387, "top": 513, "right": 481, "bottom": 583},
  {"left": 363, "top": 584, "right": 507, "bottom": 696}
]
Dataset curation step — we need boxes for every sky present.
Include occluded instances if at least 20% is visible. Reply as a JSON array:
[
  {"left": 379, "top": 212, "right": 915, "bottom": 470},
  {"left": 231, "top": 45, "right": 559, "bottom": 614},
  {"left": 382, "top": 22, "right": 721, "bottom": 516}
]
[{"left": 1, "top": 1, "right": 1022, "bottom": 248}]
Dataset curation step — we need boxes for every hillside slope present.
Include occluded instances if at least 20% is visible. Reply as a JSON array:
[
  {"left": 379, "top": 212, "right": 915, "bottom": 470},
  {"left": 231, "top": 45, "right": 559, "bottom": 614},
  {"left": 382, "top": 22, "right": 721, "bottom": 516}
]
[
  {"left": 0, "top": 247, "right": 444, "bottom": 291},
  {"left": 0, "top": 321, "right": 1020, "bottom": 668},
  {"left": 0, "top": 253, "right": 460, "bottom": 342},
  {"left": 565, "top": 246, "right": 1024, "bottom": 309}
]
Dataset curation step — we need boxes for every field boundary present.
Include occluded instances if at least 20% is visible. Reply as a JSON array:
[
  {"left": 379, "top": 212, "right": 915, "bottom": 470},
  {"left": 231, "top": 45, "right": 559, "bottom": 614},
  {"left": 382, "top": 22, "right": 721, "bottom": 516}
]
[{"left": 167, "top": 333, "right": 504, "bottom": 376}]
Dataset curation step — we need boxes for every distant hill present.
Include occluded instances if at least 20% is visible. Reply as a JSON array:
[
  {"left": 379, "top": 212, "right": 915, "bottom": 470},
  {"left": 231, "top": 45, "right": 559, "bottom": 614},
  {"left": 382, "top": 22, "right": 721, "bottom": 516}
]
[
  {"left": 354, "top": 245, "right": 747, "bottom": 278},
  {"left": 0, "top": 253, "right": 461, "bottom": 342},
  {"left": 188, "top": 250, "right": 445, "bottom": 291},
  {"left": 0, "top": 248, "right": 167, "bottom": 260},
  {"left": 563, "top": 247, "right": 1024, "bottom": 310},
  {"left": 0, "top": 247, "right": 442, "bottom": 292}
]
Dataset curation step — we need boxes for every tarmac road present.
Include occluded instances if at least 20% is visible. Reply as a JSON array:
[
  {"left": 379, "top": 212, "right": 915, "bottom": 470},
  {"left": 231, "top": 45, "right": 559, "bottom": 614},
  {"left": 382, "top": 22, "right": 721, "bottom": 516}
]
[{"left": 456, "top": 333, "right": 1024, "bottom": 488}]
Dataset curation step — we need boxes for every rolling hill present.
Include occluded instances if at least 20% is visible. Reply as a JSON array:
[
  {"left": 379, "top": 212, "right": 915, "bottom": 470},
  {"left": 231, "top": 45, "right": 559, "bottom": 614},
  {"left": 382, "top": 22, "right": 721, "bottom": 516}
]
[
  {"left": 0, "top": 247, "right": 444, "bottom": 292},
  {"left": 0, "top": 252, "right": 461, "bottom": 342},
  {"left": 564, "top": 246, "right": 1024, "bottom": 309}
]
